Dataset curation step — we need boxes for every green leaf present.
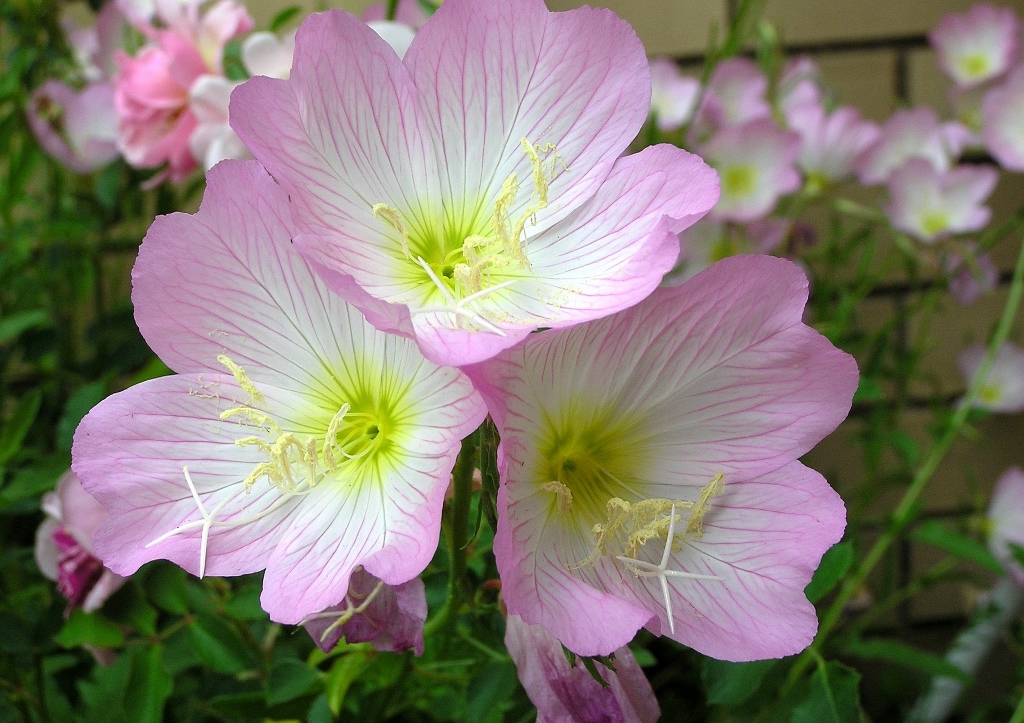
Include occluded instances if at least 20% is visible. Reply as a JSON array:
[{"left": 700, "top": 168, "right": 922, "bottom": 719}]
[
  {"left": 57, "top": 382, "right": 106, "bottom": 453},
  {"left": 0, "top": 456, "right": 68, "bottom": 506},
  {"left": 0, "top": 388, "right": 42, "bottom": 465},
  {"left": 55, "top": 609, "right": 125, "bottom": 649},
  {"left": 270, "top": 5, "right": 301, "bottom": 32},
  {"left": 851, "top": 377, "right": 882, "bottom": 403},
  {"left": 910, "top": 520, "right": 1003, "bottom": 574},
  {"left": 124, "top": 645, "right": 173, "bottom": 723},
  {"left": 465, "top": 661, "right": 518, "bottom": 723},
  {"left": 805, "top": 541, "right": 854, "bottom": 603},
  {"left": 103, "top": 582, "right": 158, "bottom": 636},
  {"left": 325, "top": 650, "right": 372, "bottom": 715},
  {"left": 843, "top": 638, "right": 970, "bottom": 682},
  {"left": 791, "top": 661, "right": 862, "bottom": 723},
  {"left": 267, "top": 658, "right": 322, "bottom": 705},
  {"left": 702, "top": 659, "right": 776, "bottom": 706},
  {"left": 1009, "top": 543, "right": 1024, "bottom": 570},
  {"left": 144, "top": 564, "right": 189, "bottom": 615},
  {"left": 187, "top": 614, "right": 255, "bottom": 674},
  {"left": 224, "top": 585, "right": 267, "bottom": 621},
  {"left": 0, "top": 309, "right": 49, "bottom": 344}
]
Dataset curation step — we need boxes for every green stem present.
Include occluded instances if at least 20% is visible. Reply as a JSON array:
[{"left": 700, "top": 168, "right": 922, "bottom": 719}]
[
  {"left": 1011, "top": 690, "right": 1024, "bottom": 723},
  {"left": 385, "top": 0, "right": 400, "bottom": 21},
  {"left": 785, "top": 229, "right": 1024, "bottom": 691},
  {"left": 423, "top": 434, "right": 476, "bottom": 638}
]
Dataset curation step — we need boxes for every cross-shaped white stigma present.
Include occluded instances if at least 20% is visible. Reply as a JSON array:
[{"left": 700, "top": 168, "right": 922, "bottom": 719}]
[
  {"left": 414, "top": 256, "right": 516, "bottom": 336},
  {"left": 616, "top": 502, "right": 723, "bottom": 636},
  {"left": 146, "top": 466, "right": 231, "bottom": 579}
]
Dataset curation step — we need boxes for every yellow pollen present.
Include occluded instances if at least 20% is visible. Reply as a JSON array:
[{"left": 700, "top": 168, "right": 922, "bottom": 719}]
[
  {"left": 217, "top": 355, "right": 265, "bottom": 404},
  {"left": 373, "top": 203, "right": 412, "bottom": 260},
  {"left": 541, "top": 480, "right": 574, "bottom": 516},
  {"left": 574, "top": 474, "right": 725, "bottom": 569}
]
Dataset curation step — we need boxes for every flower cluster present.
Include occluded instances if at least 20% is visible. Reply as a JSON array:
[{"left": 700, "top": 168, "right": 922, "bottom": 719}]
[
  {"left": 25, "top": 0, "right": 421, "bottom": 184},
  {"left": 61, "top": 0, "right": 860, "bottom": 714}
]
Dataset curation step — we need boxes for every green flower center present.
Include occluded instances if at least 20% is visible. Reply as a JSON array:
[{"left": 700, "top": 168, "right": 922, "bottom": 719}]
[{"left": 721, "top": 164, "right": 758, "bottom": 199}]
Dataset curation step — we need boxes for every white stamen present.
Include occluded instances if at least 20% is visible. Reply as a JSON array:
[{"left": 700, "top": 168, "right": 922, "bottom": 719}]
[
  {"left": 615, "top": 503, "right": 724, "bottom": 636},
  {"left": 414, "top": 256, "right": 510, "bottom": 336}
]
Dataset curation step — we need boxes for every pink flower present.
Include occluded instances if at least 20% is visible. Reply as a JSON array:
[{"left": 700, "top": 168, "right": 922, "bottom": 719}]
[
  {"left": 884, "top": 158, "right": 997, "bottom": 242},
  {"left": 856, "top": 107, "right": 971, "bottom": 185},
  {"left": 689, "top": 58, "right": 771, "bottom": 143},
  {"left": 700, "top": 118, "right": 801, "bottom": 222},
  {"left": 777, "top": 56, "right": 822, "bottom": 117},
  {"left": 464, "top": 255, "right": 856, "bottom": 660},
  {"left": 303, "top": 569, "right": 427, "bottom": 654},
  {"left": 27, "top": 80, "right": 120, "bottom": 173},
  {"left": 664, "top": 217, "right": 789, "bottom": 285},
  {"left": 113, "top": 0, "right": 252, "bottom": 182},
  {"left": 63, "top": 1, "right": 125, "bottom": 82},
  {"left": 983, "top": 64, "right": 1024, "bottom": 171},
  {"left": 242, "top": 31, "right": 295, "bottom": 79},
  {"left": 958, "top": 342, "right": 1024, "bottom": 413},
  {"left": 505, "top": 615, "right": 660, "bottom": 722},
  {"left": 989, "top": 468, "right": 1024, "bottom": 585},
  {"left": 35, "top": 471, "right": 126, "bottom": 614},
  {"left": 946, "top": 247, "right": 998, "bottom": 305},
  {"left": 785, "top": 102, "right": 880, "bottom": 186},
  {"left": 649, "top": 58, "right": 700, "bottom": 132},
  {"left": 188, "top": 75, "right": 249, "bottom": 170},
  {"left": 930, "top": 4, "right": 1019, "bottom": 88},
  {"left": 71, "top": 161, "right": 486, "bottom": 624},
  {"left": 231, "top": 2, "right": 719, "bottom": 366}
]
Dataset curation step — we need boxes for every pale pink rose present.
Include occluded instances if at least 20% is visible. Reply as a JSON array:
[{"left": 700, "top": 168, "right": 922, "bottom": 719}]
[
  {"left": 931, "top": 4, "right": 1019, "bottom": 88},
  {"left": 231, "top": 3, "right": 719, "bottom": 366},
  {"left": 689, "top": 57, "right": 771, "bottom": 143},
  {"left": 989, "top": 468, "right": 1024, "bottom": 585},
  {"left": 35, "top": 471, "right": 126, "bottom": 614},
  {"left": 505, "top": 615, "right": 660, "bottom": 723},
  {"left": 958, "top": 342, "right": 1024, "bottom": 413},
  {"left": 983, "top": 64, "right": 1024, "bottom": 171},
  {"left": 27, "top": 80, "right": 120, "bottom": 173},
  {"left": 303, "top": 569, "right": 427, "bottom": 654},
  {"left": 242, "top": 31, "right": 295, "bottom": 79},
  {"left": 786, "top": 102, "right": 880, "bottom": 185},
  {"left": 649, "top": 58, "right": 700, "bottom": 132},
  {"left": 464, "top": 255, "right": 856, "bottom": 660},
  {"left": 884, "top": 158, "right": 997, "bottom": 243},
  {"left": 72, "top": 161, "right": 486, "bottom": 625},
  {"left": 113, "top": 0, "right": 252, "bottom": 182},
  {"left": 188, "top": 74, "right": 250, "bottom": 170},
  {"left": 700, "top": 118, "right": 801, "bottom": 222},
  {"left": 856, "top": 107, "right": 971, "bottom": 185},
  {"left": 946, "top": 247, "right": 998, "bottom": 305}
]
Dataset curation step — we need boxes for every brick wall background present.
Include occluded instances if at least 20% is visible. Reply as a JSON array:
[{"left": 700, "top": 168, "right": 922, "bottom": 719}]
[{"left": 240, "top": 0, "right": 1024, "bottom": 625}]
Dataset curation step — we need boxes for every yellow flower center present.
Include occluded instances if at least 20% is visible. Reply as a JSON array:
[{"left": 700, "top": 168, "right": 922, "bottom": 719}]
[
  {"left": 721, "top": 164, "right": 757, "bottom": 199},
  {"left": 959, "top": 52, "right": 991, "bottom": 80}
]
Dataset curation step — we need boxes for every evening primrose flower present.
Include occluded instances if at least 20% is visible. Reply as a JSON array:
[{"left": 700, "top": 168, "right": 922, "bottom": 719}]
[
  {"left": 71, "top": 161, "right": 486, "bottom": 624},
  {"left": 930, "top": 4, "right": 1019, "bottom": 89},
  {"left": 856, "top": 107, "right": 972, "bottom": 185},
  {"left": 884, "top": 158, "right": 997, "bottom": 243},
  {"left": 505, "top": 615, "right": 660, "bottom": 722},
  {"left": 700, "top": 119, "right": 801, "bottom": 222},
  {"left": 465, "top": 255, "right": 856, "bottom": 660},
  {"left": 983, "top": 65, "right": 1024, "bottom": 171},
  {"left": 958, "top": 342, "right": 1024, "bottom": 413},
  {"left": 649, "top": 58, "right": 700, "bottom": 132},
  {"left": 230, "top": 1, "right": 719, "bottom": 366}
]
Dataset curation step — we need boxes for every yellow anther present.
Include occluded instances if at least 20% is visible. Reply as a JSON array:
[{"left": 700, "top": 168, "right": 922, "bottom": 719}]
[
  {"left": 373, "top": 203, "right": 412, "bottom": 260},
  {"left": 540, "top": 481, "right": 573, "bottom": 516},
  {"left": 686, "top": 473, "right": 724, "bottom": 538},
  {"left": 217, "top": 355, "right": 265, "bottom": 404},
  {"left": 235, "top": 436, "right": 273, "bottom": 454},
  {"left": 220, "top": 406, "right": 281, "bottom": 434}
]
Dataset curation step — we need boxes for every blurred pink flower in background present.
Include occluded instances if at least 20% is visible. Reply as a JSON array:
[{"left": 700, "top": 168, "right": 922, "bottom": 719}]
[
  {"left": 777, "top": 56, "right": 823, "bottom": 117},
  {"left": 786, "top": 102, "right": 880, "bottom": 186},
  {"left": 689, "top": 57, "right": 771, "bottom": 143},
  {"left": 856, "top": 107, "right": 971, "bottom": 185},
  {"left": 303, "top": 569, "right": 427, "bottom": 655},
  {"left": 27, "top": 81, "right": 120, "bottom": 173},
  {"left": 946, "top": 246, "right": 999, "bottom": 305},
  {"left": 62, "top": 0, "right": 124, "bottom": 83},
  {"left": 35, "top": 471, "right": 126, "bottom": 614},
  {"left": 113, "top": 0, "right": 252, "bottom": 183},
  {"left": 700, "top": 118, "right": 801, "bottom": 222},
  {"left": 983, "top": 65, "right": 1024, "bottom": 171},
  {"left": 505, "top": 615, "right": 660, "bottom": 723},
  {"left": 649, "top": 58, "right": 700, "bottom": 132},
  {"left": 884, "top": 158, "right": 997, "bottom": 242},
  {"left": 989, "top": 467, "right": 1024, "bottom": 585},
  {"left": 930, "top": 4, "right": 1019, "bottom": 89},
  {"left": 362, "top": 0, "right": 430, "bottom": 28},
  {"left": 664, "top": 217, "right": 789, "bottom": 285},
  {"left": 465, "top": 256, "right": 856, "bottom": 660},
  {"left": 958, "top": 341, "right": 1024, "bottom": 413}
]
